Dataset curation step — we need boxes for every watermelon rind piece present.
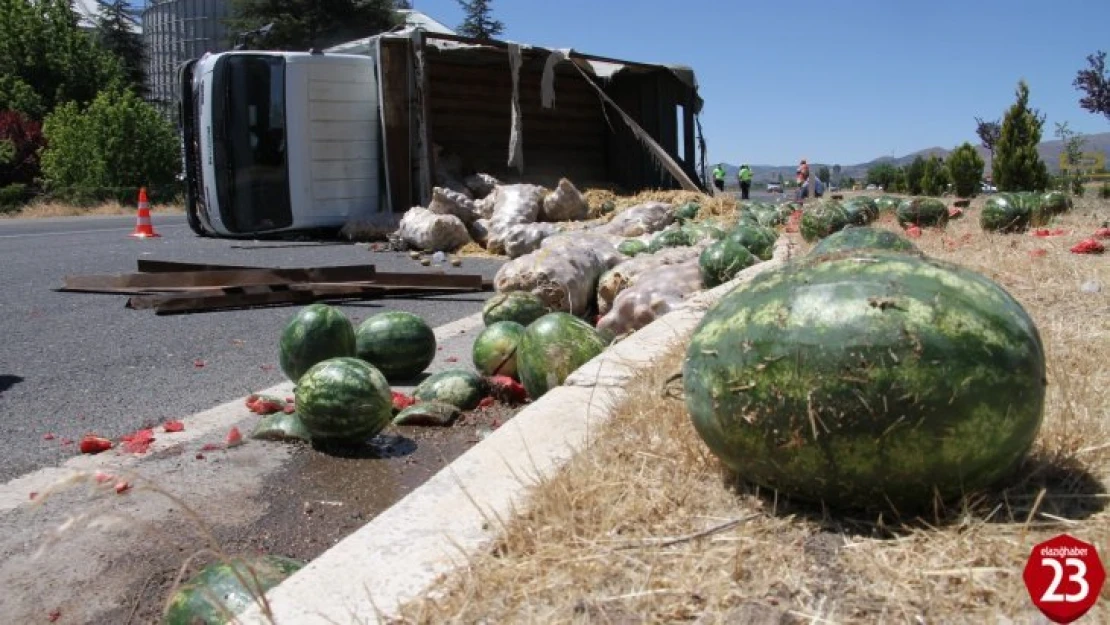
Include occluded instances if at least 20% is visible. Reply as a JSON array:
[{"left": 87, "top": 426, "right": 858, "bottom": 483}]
[
  {"left": 413, "top": 369, "right": 485, "bottom": 411},
  {"left": 163, "top": 555, "right": 304, "bottom": 625},
  {"left": 278, "top": 303, "right": 356, "bottom": 383},
  {"left": 295, "top": 357, "right": 393, "bottom": 444},
  {"left": 392, "top": 401, "right": 460, "bottom": 427},
  {"left": 683, "top": 250, "right": 1046, "bottom": 512},
  {"left": 354, "top": 311, "right": 437, "bottom": 382}
]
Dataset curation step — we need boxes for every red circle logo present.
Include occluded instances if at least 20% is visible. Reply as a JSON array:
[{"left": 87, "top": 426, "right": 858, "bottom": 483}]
[{"left": 1023, "top": 534, "right": 1105, "bottom": 623}]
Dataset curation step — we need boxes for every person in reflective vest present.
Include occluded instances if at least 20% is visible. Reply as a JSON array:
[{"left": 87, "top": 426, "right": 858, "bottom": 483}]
[
  {"left": 737, "top": 164, "right": 753, "bottom": 200},
  {"left": 712, "top": 164, "right": 726, "bottom": 192}
]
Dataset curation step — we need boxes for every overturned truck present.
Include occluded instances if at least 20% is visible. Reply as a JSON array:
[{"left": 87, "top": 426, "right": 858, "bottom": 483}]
[{"left": 178, "top": 27, "right": 707, "bottom": 238}]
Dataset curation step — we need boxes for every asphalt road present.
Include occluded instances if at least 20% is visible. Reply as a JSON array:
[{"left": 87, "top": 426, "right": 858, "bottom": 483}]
[{"left": 0, "top": 214, "right": 504, "bottom": 482}]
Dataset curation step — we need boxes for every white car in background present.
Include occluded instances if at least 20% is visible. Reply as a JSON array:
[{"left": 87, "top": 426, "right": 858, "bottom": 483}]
[{"left": 981, "top": 181, "right": 998, "bottom": 193}]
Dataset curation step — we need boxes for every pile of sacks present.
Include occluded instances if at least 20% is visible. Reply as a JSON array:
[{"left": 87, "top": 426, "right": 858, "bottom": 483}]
[{"left": 397, "top": 174, "right": 596, "bottom": 259}]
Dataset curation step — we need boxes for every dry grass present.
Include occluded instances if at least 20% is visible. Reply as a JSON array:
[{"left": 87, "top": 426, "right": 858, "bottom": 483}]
[
  {"left": 1, "top": 199, "right": 184, "bottom": 219},
  {"left": 394, "top": 197, "right": 1110, "bottom": 624}
]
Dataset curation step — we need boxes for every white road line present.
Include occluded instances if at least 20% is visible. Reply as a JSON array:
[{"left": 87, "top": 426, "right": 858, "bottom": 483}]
[
  {"left": 0, "top": 311, "right": 486, "bottom": 514},
  {"left": 0, "top": 224, "right": 187, "bottom": 239}
]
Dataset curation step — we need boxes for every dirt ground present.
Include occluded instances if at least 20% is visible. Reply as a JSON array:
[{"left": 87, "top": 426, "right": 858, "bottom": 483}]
[
  {"left": 0, "top": 401, "right": 521, "bottom": 625},
  {"left": 393, "top": 194, "right": 1110, "bottom": 624}
]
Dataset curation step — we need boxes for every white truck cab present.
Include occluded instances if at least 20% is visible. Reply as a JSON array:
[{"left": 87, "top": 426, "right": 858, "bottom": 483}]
[{"left": 180, "top": 51, "right": 382, "bottom": 237}]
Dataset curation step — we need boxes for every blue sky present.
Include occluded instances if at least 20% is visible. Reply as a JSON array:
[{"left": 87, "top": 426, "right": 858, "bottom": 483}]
[{"left": 410, "top": 0, "right": 1110, "bottom": 166}]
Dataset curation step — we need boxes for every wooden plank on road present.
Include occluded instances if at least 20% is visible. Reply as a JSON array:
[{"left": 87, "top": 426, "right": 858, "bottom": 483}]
[{"left": 61, "top": 265, "right": 379, "bottom": 291}]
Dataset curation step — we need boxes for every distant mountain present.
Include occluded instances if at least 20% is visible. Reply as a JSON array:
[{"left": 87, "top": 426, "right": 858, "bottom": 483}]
[{"left": 723, "top": 132, "right": 1110, "bottom": 183}]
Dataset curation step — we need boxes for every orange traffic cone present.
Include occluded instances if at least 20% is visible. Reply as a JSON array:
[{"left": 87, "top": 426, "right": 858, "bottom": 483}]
[{"left": 130, "top": 187, "right": 160, "bottom": 238}]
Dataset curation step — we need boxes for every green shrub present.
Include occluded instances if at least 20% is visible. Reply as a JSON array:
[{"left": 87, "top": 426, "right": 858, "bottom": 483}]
[
  {"left": 946, "top": 142, "right": 985, "bottom": 197},
  {"left": 1101, "top": 182, "right": 1110, "bottom": 199},
  {"left": 40, "top": 88, "right": 180, "bottom": 205},
  {"left": 0, "top": 183, "right": 28, "bottom": 211},
  {"left": 1071, "top": 176, "right": 1086, "bottom": 197}
]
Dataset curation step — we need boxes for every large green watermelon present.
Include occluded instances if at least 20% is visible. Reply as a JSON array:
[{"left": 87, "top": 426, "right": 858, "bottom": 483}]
[
  {"left": 472, "top": 321, "right": 525, "bottom": 378},
  {"left": 840, "top": 197, "right": 879, "bottom": 226},
  {"left": 699, "top": 237, "right": 758, "bottom": 288},
  {"left": 683, "top": 250, "right": 1046, "bottom": 512},
  {"left": 896, "top": 197, "right": 949, "bottom": 228},
  {"left": 727, "top": 224, "right": 777, "bottom": 260},
  {"left": 799, "top": 201, "right": 849, "bottom": 242},
  {"left": 295, "top": 357, "right": 393, "bottom": 444},
  {"left": 809, "top": 226, "right": 919, "bottom": 257},
  {"left": 278, "top": 304, "right": 356, "bottom": 383},
  {"left": 483, "top": 291, "right": 548, "bottom": 327},
  {"left": 163, "top": 555, "right": 304, "bottom": 625},
  {"left": 1040, "top": 191, "right": 1071, "bottom": 216},
  {"left": 648, "top": 227, "right": 695, "bottom": 252},
  {"left": 980, "top": 193, "right": 1032, "bottom": 233},
  {"left": 518, "top": 312, "right": 607, "bottom": 399},
  {"left": 875, "top": 196, "right": 901, "bottom": 213},
  {"left": 413, "top": 369, "right": 485, "bottom": 410},
  {"left": 355, "top": 311, "right": 436, "bottom": 381}
]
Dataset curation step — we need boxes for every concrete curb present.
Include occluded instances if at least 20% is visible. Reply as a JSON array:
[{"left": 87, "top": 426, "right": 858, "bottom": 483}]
[{"left": 240, "top": 237, "right": 797, "bottom": 624}]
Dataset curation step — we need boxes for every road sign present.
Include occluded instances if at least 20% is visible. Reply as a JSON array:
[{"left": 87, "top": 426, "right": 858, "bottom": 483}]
[
  {"left": 1023, "top": 534, "right": 1105, "bottom": 623},
  {"left": 1059, "top": 151, "right": 1106, "bottom": 173}
]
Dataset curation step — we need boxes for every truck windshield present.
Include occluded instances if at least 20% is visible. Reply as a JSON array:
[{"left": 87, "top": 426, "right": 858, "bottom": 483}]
[{"left": 210, "top": 55, "right": 293, "bottom": 233}]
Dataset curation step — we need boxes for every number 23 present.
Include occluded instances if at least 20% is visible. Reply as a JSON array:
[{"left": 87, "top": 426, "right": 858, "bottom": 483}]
[{"left": 1041, "top": 557, "right": 1090, "bottom": 603}]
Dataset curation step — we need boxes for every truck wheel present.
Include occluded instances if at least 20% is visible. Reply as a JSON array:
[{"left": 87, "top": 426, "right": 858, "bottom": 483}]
[{"left": 185, "top": 205, "right": 210, "bottom": 237}]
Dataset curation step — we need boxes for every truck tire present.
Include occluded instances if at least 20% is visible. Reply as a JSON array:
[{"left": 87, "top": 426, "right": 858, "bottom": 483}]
[{"left": 185, "top": 204, "right": 210, "bottom": 237}]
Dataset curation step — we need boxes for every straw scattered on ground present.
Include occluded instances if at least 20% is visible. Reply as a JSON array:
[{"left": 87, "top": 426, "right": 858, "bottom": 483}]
[
  {"left": 394, "top": 196, "right": 1110, "bottom": 624},
  {"left": 1, "top": 199, "right": 184, "bottom": 219}
]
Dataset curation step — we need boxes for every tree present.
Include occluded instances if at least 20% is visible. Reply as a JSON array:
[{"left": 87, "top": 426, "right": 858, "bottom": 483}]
[
  {"left": 974, "top": 116, "right": 1002, "bottom": 161},
  {"left": 946, "top": 142, "right": 985, "bottom": 197},
  {"left": 817, "top": 166, "right": 830, "bottom": 184},
  {"left": 904, "top": 155, "right": 927, "bottom": 195},
  {"left": 457, "top": 0, "right": 504, "bottom": 40},
  {"left": 1054, "top": 121, "right": 1086, "bottom": 195},
  {"left": 920, "top": 155, "right": 949, "bottom": 196},
  {"left": 228, "top": 0, "right": 401, "bottom": 51},
  {"left": 0, "top": 0, "right": 124, "bottom": 119},
  {"left": 867, "top": 163, "right": 899, "bottom": 190},
  {"left": 993, "top": 80, "right": 1050, "bottom": 192},
  {"left": 96, "top": 1, "right": 145, "bottom": 96},
  {"left": 1073, "top": 50, "right": 1109, "bottom": 122},
  {"left": 40, "top": 88, "right": 180, "bottom": 204}
]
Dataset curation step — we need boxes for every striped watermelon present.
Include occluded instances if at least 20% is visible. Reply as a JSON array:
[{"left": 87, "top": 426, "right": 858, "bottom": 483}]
[
  {"left": 809, "top": 226, "right": 919, "bottom": 257},
  {"left": 295, "top": 357, "right": 393, "bottom": 444},
  {"left": 355, "top": 311, "right": 436, "bottom": 381},
  {"left": 412, "top": 369, "right": 484, "bottom": 410},
  {"left": 517, "top": 312, "right": 607, "bottom": 399},
  {"left": 482, "top": 291, "right": 548, "bottom": 327},
  {"left": 164, "top": 555, "right": 304, "bottom": 625},
  {"left": 278, "top": 304, "right": 356, "bottom": 383},
  {"left": 684, "top": 250, "right": 1046, "bottom": 511},
  {"left": 472, "top": 321, "right": 525, "bottom": 378}
]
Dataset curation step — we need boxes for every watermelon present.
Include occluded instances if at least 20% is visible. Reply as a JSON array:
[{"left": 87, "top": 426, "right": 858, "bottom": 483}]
[
  {"left": 896, "top": 197, "right": 949, "bottom": 228},
  {"left": 675, "top": 202, "right": 700, "bottom": 222},
  {"left": 517, "top": 312, "right": 608, "bottom": 399},
  {"left": 1040, "top": 191, "right": 1071, "bottom": 216},
  {"left": 980, "top": 193, "right": 1031, "bottom": 233},
  {"left": 875, "top": 196, "right": 901, "bottom": 213},
  {"left": 472, "top": 321, "right": 525, "bottom": 378},
  {"left": 727, "top": 224, "right": 777, "bottom": 261},
  {"left": 278, "top": 304, "right": 356, "bottom": 383},
  {"left": 683, "top": 250, "right": 1046, "bottom": 511},
  {"left": 483, "top": 291, "right": 548, "bottom": 327},
  {"left": 799, "top": 201, "right": 849, "bottom": 242},
  {"left": 699, "top": 237, "right": 758, "bottom": 288},
  {"left": 354, "top": 311, "right": 436, "bottom": 381},
  {"left": 841, "top": 197, "right": 879, "bottom": 225},
  {"left": 164, "top": 555, "right": 304, "bottom": 625},
  {"left": 413, "top": 369, "right": 484, "bottom": 410},
  {"left": 617, "top": 239, "right": 648, "bottom": 257},
  {"left": 683, "top": 222, "right": 726, "bottom": 242},
  {"left": 809, "top": 226, "right": 919, "bottom": 257},
  {"left": 648, "top": 227, "right": 694, "bottom": 252},
  {"left": 295, "top": 357, "right": 393, "bottom": 444}
]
